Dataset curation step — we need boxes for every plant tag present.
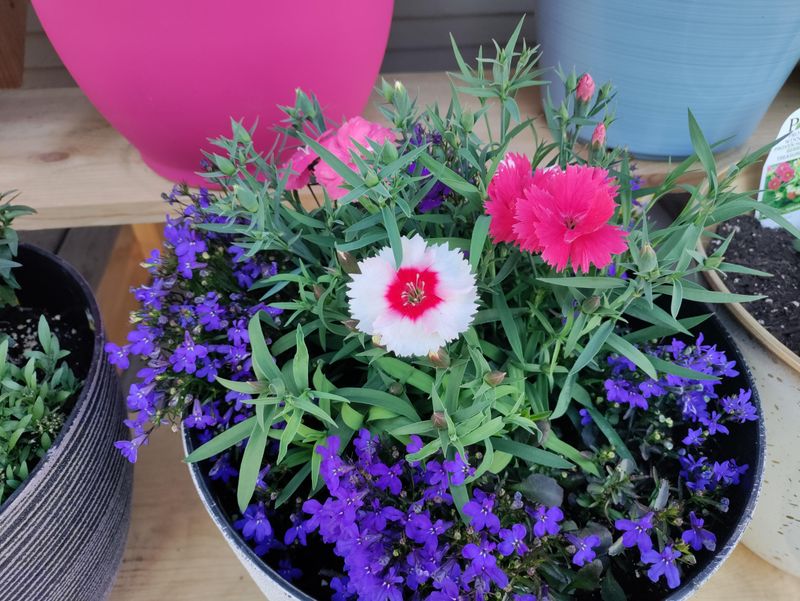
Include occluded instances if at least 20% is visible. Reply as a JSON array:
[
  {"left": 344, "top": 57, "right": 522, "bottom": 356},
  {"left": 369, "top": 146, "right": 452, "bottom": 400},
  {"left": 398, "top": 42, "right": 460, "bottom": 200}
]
[{"left": 758, "top": 108, "right": 800, "bottom": 228}]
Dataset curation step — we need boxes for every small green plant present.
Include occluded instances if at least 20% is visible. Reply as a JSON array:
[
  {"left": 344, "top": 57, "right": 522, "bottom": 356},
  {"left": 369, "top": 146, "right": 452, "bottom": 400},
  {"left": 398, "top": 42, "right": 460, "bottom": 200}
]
[
  {"left": 0, "top": 191, "right": 35, "bottom": 308},
  {"left": 0, "top": 316, "right": 80, "bottom": 503}
]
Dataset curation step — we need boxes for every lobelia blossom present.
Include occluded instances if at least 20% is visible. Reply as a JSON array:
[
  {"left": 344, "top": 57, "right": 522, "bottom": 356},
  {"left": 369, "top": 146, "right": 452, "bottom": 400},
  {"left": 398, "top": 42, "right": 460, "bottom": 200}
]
[
  {"left": 641, "top": 545, "right": 682, "bottom": 589},
  {"left": 282, "top": 116, "right": 397, "bottom": 199},
  {"left": 565, "top": 533, "right": 601, "bottom": 567},
  {"left": 346, "top": 235, "right": 479, "bottom": 356},
  {"left": 576, "top": 73, "right": 596, "bottom": 103},
  {"left": 681, "top": 511, "right": 716, "bottom": 552},
  {"left": 615, "top": 512, "right": 654, "bottom": 552},
  {"left": 512, "top": 165, "right": 628, "bottom": 272}
]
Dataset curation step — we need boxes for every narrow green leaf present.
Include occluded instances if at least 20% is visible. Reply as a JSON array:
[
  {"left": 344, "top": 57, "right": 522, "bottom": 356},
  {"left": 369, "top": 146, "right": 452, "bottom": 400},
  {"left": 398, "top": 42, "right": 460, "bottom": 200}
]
[
  {"left": 571, "top": 321, "right": 614, "bottom": 374},
  {"left": 185, "top": 416, "right": 256, "bottom": 463},
  {"left": 605, "top": 333, "right": 657, "bottom": 380},
  {"left": 493, "top": 291, "right": 524, "bottom": 362},
  {"left": 275, "top": 463, "right": 312, "bottom": 508},
  {"left": 648, "top": 355, "right": 719, "bottom": 381},
  {"left": 292, "top": 326, "right": 309, "bottom": 392},
  {"left": 248, "top": 316, "right": 282, "bottom": 382},
  {"left": 671, "top": 280, "right": 684, "bottom": 318},
  {"left": 469, "top": 215, "right": 491, "bottom": 272},
  {"left": 237, "top": 423, "right": 269, "bottom": 512},
  {"left": 537, "top": 276, "right": 627, "bottom": 290},
  {"left": 491, "top": 437, "right": 574, "bottom": 469},
  {"left": 574, "top": 398, "right": 636, "bottom": 466},
  {"left": 336, "top": 387, "right": 421, "bottom": 422},
  {"left": 381, "top": 206, "right": 403, "bottom": 266},
  {"left": 374, "top": 357, "right": 435, "bottom": 393},
  {"left": 278, "top": 410, "right": 303, "bottom": 464}
]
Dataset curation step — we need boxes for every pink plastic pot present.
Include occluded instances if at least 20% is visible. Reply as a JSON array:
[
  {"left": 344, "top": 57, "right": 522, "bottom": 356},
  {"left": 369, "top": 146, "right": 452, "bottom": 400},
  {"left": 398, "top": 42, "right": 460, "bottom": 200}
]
[{"left": 32, "top": 0, "right": 394, "bottom": 185}]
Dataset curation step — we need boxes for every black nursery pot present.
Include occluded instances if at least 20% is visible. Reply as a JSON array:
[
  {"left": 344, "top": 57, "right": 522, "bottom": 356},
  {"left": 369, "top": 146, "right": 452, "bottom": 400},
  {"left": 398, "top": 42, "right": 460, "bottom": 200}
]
[
  {"left": 0, "top": 245, "right": 133, "bottom": 601},
  {"left": 184, "top": 304, "right": 765, "bottom": 601}
]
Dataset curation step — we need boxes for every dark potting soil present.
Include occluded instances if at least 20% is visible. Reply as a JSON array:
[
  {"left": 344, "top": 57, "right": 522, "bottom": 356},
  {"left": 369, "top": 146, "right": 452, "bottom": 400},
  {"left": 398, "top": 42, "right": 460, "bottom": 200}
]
[
  {"left": 709, "top": 215, "right": 800, "bottom": 355},
  {"left": 0, "top": 305, "right": 94, "bottom": 379}
]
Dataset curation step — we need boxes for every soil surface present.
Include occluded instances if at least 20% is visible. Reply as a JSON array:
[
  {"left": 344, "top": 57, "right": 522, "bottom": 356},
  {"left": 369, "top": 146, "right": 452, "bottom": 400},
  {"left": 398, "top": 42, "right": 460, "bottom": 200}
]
[{"left": 710, "top": 215, "right": 800, "bottom": 355}]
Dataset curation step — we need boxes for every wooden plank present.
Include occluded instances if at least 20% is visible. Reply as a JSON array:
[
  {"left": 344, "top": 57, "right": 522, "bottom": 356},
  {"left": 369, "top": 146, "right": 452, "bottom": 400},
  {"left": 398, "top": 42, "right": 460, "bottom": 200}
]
[
  {"left": 57, "top": 226, "right": 120, "bottom": 289},
  {"left": 0, "top": 0, "right": 27, "bottom": 88},
  {"left": 2, "top": 71, "right": 798, "bottom": 231},
  {"left": 106, "top": 424, "right": 800, "bottom": 601},
  {"left": 393, "top": 0, "right": 531, "bottom": 19}
]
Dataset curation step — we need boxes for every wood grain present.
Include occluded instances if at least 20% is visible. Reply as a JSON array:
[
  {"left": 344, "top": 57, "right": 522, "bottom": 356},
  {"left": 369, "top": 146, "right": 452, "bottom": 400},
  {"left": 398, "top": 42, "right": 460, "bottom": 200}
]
[
  {"left": 106, "top": 426, "right": 800, "bottom": 601},
  {"left": 0, "top": 0, "right": 27, "bottom": 88},
  {"left": 2, "top": 71, "right": 798, "bottom": 231}
]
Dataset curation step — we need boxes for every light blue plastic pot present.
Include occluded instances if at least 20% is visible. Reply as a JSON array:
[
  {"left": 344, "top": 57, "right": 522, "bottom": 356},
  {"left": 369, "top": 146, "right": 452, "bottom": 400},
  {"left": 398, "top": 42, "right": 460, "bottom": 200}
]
[{"left": 535, "top": 0, "right": 800, "bottom": 158}]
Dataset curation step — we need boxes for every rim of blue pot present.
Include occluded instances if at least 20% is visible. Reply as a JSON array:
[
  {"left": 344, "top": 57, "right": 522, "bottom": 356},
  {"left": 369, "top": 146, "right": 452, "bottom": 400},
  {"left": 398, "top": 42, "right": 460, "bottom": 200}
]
[
  {"left": 0, "top": 243, "right": 106, "bottom": 515},
  {"left": 184, "top": 307, "right": 766, "bottom": 601}
]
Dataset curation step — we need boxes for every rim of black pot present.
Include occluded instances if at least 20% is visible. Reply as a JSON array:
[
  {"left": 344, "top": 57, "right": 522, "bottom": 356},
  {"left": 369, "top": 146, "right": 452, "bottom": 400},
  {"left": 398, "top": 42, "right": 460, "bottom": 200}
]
[
  {"left": 184, "top": 305, "right": 765, "bottom": 601},
  {"left": 0, "top": 243, "right": 105, "bottom": 515}
]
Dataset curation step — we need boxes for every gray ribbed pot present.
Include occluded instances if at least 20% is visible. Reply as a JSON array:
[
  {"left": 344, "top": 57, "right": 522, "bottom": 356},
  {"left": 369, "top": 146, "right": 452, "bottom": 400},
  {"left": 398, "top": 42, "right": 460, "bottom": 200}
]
[{"left": 0, "top": 244, "right": 133, "bottom": 601}]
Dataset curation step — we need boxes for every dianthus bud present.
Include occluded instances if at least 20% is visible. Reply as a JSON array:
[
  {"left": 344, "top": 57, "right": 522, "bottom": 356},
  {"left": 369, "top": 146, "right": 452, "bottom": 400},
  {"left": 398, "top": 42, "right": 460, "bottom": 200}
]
[
  {"left": 381, "top": 143, "right": 399, "bottom": 163},
  {"left": 484, "top": 370, "right": 506, "bottom": 387},
  {"left": 371, "top": 334, "right": 384, "bottom": 348},
  {"left": 431, "top": 411, "right": 447, "bottom": 429},
  {"left": 394, "top": 80, "right": 406, "bottom": 96},
  {"left": 364, "top": 170, "right": 380, "bottom": 187},
  {"left": 312, "top": 284, "right": 324, "bottom": 299},
  {"left": 336, "top": 250, "right": 360, "bottom": 274},
  {"left": 381, "top": 79, "right": 394, "bottom": 101},
  {"left": 460, "top": 111, "right": 475, "bottom": 132},
  {"left": 389, "top": 382, "right": 404, "bottom": 396},
  {"left": 576, "top": 73, "right": 596, "bottom": 103},
  {"left": 428, "top": 348, "right": 451, "bottom": 369},
  {"left": 638, "top": 244, "right": 659, "bottom": 274},
  {"left": 581, "top": 295, "right": 602, "bottom": 313},
  {"left": 591, "top": 123, "right": 606, "bottom": 148}
]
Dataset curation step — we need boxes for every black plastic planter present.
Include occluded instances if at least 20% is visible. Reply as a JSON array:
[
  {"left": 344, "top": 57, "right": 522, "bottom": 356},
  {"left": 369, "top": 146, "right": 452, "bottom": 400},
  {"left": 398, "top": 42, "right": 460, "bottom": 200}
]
[
  {"left": 0, "top": 244, "right": 133, "bottom": 601},
  {"left": 184, "top": 305, "right": 765, "bottom": 601}
]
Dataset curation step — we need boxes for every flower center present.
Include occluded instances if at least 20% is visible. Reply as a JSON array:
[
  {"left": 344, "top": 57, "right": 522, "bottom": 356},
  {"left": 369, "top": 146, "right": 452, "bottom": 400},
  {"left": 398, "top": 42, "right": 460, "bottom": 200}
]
[{"left": 386, "top": 267, "right": 443, "bottom": 320}]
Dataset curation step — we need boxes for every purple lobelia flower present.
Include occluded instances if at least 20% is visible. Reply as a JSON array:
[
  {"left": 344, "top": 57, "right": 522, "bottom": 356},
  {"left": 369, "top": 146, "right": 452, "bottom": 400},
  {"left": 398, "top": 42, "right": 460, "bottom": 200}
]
[
  {"left": 234, "top": 502, "right": 273, "bottom": 543},
  {"left": 721, "top": 388, "right": 757, "bottom": 423},
  {"left": 530, "top": 505, "right": 564, "bottom": 537},
  {"left": 443, "top": 452, "right": 475, "bottom": 485},
  {"left": 565, "top": 533, "right": 601, "bottom": 567},
  {"left": 463, "top": 489, "right": 501, "bottom": 533},
  {"left": 114, "top": 434, "right": 148, "bottom": 463},
  {"left": 681, "top": 511, "right": 716, "bottom": 552},
  {"left": 615, "top": 512, "right": 654, "bottom": 552},
  {"left": 513, "top": 595, "right": 537, "bottom": 601},
  {"left": 641, "top": 545, "right": 681, "bottom": 589},
  {"left": 578, "top": 408, "right": 592, "bottom": 426},
  {"left": 498, "top": 523, "right": 529, "bottom": 557},
  {"left": 701, "top": 411, "right": 729, "bottom": 436},
  {"left": 105, "top": 342, "right": 130, "bottom": 369},
  {"left": 405, "top": 511, "right": 451, "bottom": 552},
  {"left": 183, "top": 398, "right": 216, "bottom": 430},
  {"left": 169, "top": 332, "right": 208, "bottom": 374},
  {"left": 682, "top": 427, "right": 704, "bottom": 446}
]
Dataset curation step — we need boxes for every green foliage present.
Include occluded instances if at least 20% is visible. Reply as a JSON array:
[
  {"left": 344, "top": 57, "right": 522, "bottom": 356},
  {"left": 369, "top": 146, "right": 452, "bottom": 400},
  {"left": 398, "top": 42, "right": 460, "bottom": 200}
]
[
  {"left": 0, "top": 192, "right": 36, "bottom": 308},
  {"left": 182, "top": 20, "right": 787, "bottom": 513},
  {"left": 0, "top": 316, "right": 80, "bottom": 504}
]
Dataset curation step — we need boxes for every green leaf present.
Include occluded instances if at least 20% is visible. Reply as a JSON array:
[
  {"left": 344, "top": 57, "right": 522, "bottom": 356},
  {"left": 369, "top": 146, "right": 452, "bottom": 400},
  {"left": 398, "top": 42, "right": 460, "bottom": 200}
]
[
  {"left": 654, "top": 284, "right": 764, "bottom": 304},
  {"left": 237, "top": 423, "right": 269, "bottom": 512},
  {"left": 274, "top": 463, "right": 312, "bottom": 508},
  {"left": 185, "top": 416, "right": 256, "bottom": 463},
  {"left": 417, "top": 153, "right": 480, "bottom": 202},
  {"left": 687, "top": 110, "right": 717, "bottom": 191},
  {"left": 341, "top": 404, "right": 365, "bottom": 430},
  {"left": 292, "top": 326, "right": 309, "bottom": 392},
  {"left": 278, "top": 410, "right": 302, "bottom": 464},
  {"left": 605, "top": 333, "right": 657, "bottom": 380},
  {"left": 516, "top": 473, "right": 565, "bottom": 507},
  {"left": 493, "top": 291, "right": 524, "bottom": 362},
  {"left": 542, "top": 433, "right": 599, "bottom": 476},
  {"left": 623, "top": 313, "right": 710, "bottom": 345},
  {"left": 248, "top": 316, "right": 282, "bottom": 382},
  {"left": 571, "top": 320, "right": 614, "bottom": 375},
  {"left": 648, "top": 354, "right": 719, "bottom": 381},
  {"left": 336, "top": 387, "right": 421, "bottom": 422},
  {"left": 381, "top": 206, "right": 403, "bottom": 266},
  {"left": 537, "top": 276, "right": 627, "bottom": 290},
  {"left": 458, "top": 417, "right": 505, "bottom": 446},
  {"left": 671, "top": 280, "right": 684, "bottom": 318},
  {"left": 468, "top": 215, "right": 491, "bottom": 272},
  {"left": 374, "top": 357, "right": 434, "bottom": 393},
  {"left": 574, "top": 396, "right": 636, "bottom": 466},
  {"left": 491, "top": 437, "right": 574, "bottom": 469}
]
